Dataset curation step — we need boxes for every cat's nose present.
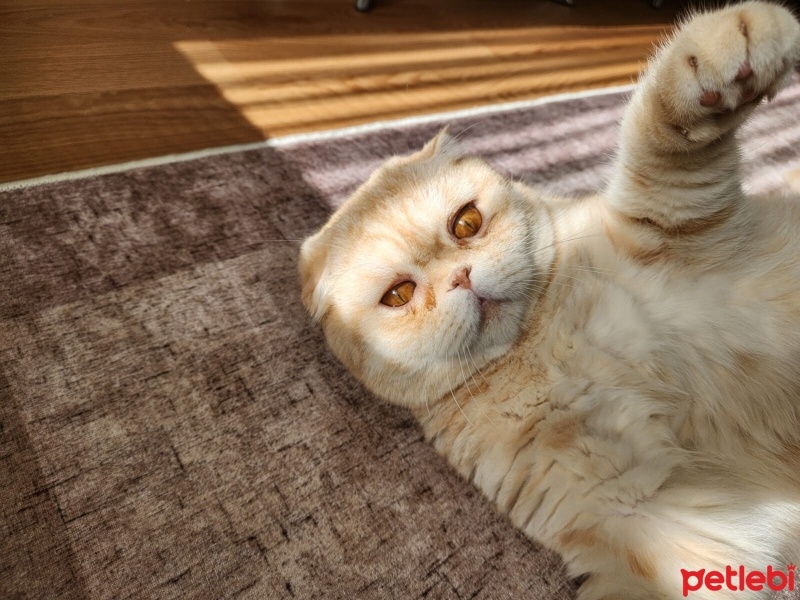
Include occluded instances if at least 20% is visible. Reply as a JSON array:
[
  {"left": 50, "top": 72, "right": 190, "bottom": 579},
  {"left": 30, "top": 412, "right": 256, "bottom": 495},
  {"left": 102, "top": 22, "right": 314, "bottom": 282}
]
[{"left": 451, "top": 266, "right": 472, "bottom": 290}]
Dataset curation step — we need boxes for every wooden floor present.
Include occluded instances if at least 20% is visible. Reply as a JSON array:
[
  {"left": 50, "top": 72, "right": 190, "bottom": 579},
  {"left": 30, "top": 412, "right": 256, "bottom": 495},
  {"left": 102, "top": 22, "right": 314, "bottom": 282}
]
[{"left": 1, "top": 0, "right": 682, "bottom": 184}]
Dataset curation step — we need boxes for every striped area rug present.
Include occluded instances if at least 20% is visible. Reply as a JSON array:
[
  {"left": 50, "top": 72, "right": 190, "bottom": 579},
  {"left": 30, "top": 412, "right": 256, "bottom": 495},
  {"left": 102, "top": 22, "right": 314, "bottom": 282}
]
[{"left": 1, "top": 79, "right": 799, "bottom": 600}]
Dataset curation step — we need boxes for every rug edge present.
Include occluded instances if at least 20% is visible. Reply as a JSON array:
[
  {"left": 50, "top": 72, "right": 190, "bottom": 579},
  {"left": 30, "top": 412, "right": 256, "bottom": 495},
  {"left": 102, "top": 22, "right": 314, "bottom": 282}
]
[{"left": 0, "top": 84, "right": 636, "bottom": 193}]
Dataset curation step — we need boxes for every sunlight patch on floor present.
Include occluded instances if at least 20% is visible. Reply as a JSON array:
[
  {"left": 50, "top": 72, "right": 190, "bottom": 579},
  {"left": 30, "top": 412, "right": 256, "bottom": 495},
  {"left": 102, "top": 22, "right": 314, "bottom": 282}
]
[{"left": 175, "top": 25, "right": 669, "bottom": 136}]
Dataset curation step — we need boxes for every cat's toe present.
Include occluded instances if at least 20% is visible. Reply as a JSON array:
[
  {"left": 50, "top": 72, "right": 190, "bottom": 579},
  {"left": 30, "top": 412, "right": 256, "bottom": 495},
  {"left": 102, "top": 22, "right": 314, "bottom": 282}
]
[
  {"left": 735, "top": 61, "right": 752, "bottom": 81},
  {"left": 699, "top": 90, "right": 720, "bottom": 108}
]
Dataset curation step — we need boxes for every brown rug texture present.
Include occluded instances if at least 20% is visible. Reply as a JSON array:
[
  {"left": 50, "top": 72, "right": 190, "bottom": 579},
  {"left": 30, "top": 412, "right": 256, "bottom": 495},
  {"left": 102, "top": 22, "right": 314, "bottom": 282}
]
[{"left": 2, "top": 80, "right": 800, "bottom": 600}]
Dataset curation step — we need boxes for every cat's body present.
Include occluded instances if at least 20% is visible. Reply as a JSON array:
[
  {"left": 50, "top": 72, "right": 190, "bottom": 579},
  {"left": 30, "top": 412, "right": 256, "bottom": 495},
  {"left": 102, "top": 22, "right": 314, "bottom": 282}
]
[{"left": 300, "top": 3, "right": 800, "bottom": 598}]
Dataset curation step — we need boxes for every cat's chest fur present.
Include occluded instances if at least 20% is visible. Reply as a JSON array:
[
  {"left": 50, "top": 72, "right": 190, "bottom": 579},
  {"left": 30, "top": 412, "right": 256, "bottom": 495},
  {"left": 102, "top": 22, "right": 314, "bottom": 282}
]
[{"left": 542, "top": 197, "right": 800, "bottom": 453}]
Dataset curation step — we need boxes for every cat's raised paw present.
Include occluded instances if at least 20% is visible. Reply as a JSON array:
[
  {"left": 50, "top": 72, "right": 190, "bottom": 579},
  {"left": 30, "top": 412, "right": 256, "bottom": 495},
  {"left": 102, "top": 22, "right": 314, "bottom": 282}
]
[{"left": 652, "top": 1, "right": 800, "bottom": 142}]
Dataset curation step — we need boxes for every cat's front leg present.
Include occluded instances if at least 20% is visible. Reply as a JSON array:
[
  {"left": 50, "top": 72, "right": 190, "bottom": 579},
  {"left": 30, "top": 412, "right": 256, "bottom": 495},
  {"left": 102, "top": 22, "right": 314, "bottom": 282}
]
[{"left": 608, "top": 1, "right": 800, "bottom": 232}]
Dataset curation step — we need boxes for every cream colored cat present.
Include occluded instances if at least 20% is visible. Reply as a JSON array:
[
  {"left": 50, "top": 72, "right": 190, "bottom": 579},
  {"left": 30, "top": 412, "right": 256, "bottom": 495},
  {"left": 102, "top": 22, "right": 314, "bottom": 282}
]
[{"left": 300, "top": 3, "right": 800, "bottom": 598}]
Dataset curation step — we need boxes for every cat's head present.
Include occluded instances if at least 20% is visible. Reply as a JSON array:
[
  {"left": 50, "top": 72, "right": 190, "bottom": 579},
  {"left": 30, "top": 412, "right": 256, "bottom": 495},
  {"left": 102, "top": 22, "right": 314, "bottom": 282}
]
[{"left": 299, "top": 130, "right": 554, "bottom": 408}]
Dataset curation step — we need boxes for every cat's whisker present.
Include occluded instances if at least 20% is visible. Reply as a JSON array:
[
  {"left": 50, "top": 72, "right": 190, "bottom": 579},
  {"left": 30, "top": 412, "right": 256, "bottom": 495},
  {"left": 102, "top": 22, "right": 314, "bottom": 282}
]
[
  {"left": 460, "top": 349, "right": 497, "bottom": 427},
  {"left": 519, "top": 271, "right": 567, "bottom": 294},
  {"left": 561, "top": 265, "right": 617, "bottom": 275},
  {"left": 519, "top": 231, "right": 603, "bottom": 262},
  {"left": 521, "top": 281, "right": 566, "bottom": 306},
  {"left": 422, "top": 364, "right": 431, "bottom": 416},
  {"left": 537, "top": 273, "right": 593, "bottom": 286},
  {"left": 274, "top": 238, "right": 357, "bottom": 257},
  {"left": 525, "top": 277, "right": 575, "bottom": 289},
  {"left": 452, "top": 121, "right": 485, "bottom": 144},
  {"left": 457, "top": 350, "right": 482, "bottom": 413},
  {"left": 455, "top": 349, "right": 471, "bottom": 393},
  {"left": 525, "top": 232, "right": 607, "bottom": 257},
  {"left": 524, "top": 289, "right": 561, "bottom": 308},
  {"left": 466, "top": 343, "right": 490, "bottom": 387},
  {"left": 445, "top": 353, "right": 475, "bottom": 427},
  {"left": 262, "top": 238, "right": 348, "bottom": 249}
]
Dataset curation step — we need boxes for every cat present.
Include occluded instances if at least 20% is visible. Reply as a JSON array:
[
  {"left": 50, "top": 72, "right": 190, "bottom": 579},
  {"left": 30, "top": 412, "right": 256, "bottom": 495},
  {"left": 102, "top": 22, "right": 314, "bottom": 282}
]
[{"left": 299, "top": 3, "right": 800, "bottom": 598}]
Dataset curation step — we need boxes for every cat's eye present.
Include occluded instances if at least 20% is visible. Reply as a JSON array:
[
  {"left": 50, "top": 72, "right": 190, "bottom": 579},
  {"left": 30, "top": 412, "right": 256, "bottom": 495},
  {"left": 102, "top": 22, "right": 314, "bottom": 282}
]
[
  {"left": 381, "top": 280, "right": 416, "bottom": 307},
  {"left": 452, "top": 204, "right": 483, "bottom": 239}
]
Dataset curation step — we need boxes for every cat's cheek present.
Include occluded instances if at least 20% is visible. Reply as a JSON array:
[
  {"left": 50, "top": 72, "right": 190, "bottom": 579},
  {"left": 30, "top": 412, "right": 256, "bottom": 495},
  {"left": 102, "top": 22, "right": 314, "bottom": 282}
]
[
  {"left": 386, "top": 296, "right": 478, "bottom": 364},
  {"left": 364, "top": 309, "right": 439, "bottom": 365}
]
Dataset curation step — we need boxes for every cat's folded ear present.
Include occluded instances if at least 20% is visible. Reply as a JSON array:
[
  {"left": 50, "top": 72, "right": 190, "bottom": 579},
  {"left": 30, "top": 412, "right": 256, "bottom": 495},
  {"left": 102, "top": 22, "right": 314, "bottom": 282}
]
[
  {"left": 414, "top": 126, "right": 465, "bottom": 162},
  {"left": 299, "top": 231, "right": 331, "bottom": 323},
  {"left": 385, "top": 127, "right": 465, "bottom": 168}
]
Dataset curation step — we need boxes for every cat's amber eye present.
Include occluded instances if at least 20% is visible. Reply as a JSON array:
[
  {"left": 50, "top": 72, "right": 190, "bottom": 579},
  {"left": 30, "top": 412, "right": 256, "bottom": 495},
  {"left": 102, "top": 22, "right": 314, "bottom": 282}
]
[
  {"left": 452, "top": 204, "right": 483, "bottom": 239},
  {"left": 380, "top": 280, "right": 416, "bottom": 307}
]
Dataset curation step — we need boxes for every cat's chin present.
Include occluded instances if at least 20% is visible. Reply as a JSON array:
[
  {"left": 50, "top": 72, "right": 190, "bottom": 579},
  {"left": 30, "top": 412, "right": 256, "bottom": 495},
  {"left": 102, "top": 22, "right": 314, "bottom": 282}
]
[{"left": 469, "top": 297, "right": 527, "bottom": 357}]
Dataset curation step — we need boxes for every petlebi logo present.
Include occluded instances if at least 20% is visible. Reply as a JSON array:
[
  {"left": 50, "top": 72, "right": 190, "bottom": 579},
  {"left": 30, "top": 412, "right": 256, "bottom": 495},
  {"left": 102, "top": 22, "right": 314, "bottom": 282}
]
[{"left": 681, "top": 564, "right": 795, "bottom": 596}]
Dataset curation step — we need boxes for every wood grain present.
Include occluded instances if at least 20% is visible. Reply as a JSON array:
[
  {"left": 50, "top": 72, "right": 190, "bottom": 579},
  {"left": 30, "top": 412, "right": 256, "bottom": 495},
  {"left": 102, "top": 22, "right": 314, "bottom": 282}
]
[{"left": 0, "top": 0, "right": 681, "bottom": 183}]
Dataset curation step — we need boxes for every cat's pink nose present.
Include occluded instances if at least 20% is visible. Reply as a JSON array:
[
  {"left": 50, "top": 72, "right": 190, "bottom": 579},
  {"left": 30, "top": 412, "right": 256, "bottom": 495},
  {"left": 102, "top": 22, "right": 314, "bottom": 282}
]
[{"left": 451, "top": 267, "right": 472, "bottom": 290}]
